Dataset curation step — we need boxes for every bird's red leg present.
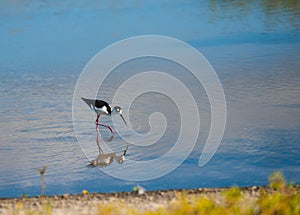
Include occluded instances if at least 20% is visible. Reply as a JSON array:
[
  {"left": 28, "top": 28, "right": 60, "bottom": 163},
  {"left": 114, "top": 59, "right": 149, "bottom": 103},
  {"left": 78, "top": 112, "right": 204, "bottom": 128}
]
[
  {"left": 97, "top": 123, "right": 114, "bottom": 134},
  {"left": 95, "top": 114, "right": 114, "bottom": 133}
]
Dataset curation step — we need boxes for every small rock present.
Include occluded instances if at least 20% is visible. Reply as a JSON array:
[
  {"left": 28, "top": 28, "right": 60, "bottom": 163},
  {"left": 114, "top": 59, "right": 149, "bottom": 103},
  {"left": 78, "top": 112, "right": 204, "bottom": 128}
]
[
  {"left": 62, "top": 194, "right": 69, "bottom": 199},
  {"left": 198, "top": 188, "right": 204, "bottom": 192},
  {"left": 251, "top": 186, "right": 258, "bottom": 191},
  {"left": 32, "top": 202, "right": 39, "bottom": 207}
]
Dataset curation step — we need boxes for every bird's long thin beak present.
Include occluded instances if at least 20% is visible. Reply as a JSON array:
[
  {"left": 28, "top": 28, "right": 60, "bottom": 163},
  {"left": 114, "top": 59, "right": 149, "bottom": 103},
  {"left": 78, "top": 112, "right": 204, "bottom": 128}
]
[{"left": 120, "top": 114, "right": 127, "bottom": 126}]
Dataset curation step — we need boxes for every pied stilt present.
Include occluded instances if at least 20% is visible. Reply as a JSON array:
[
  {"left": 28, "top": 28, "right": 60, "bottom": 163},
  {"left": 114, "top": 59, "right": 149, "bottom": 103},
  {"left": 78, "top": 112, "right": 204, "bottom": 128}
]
[{"left": 81, "top": 97, "right": 127, "bottom": 133}]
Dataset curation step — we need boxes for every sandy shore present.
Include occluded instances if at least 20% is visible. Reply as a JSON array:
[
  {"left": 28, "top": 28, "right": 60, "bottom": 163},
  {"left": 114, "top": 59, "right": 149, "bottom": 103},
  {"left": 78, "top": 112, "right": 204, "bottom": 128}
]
[{"left": 0, "top": 186, "right": 277, "bottom": 215}]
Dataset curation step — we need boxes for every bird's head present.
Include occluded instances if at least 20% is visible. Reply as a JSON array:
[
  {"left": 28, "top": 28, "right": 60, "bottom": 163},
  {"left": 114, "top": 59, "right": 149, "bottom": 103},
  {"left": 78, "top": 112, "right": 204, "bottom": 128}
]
[
  {"left": 112, "top": 106, "right": 127, "bottom": 126},
  {"left": 113, "top": 106, "right": 122, "bottom": 114}
]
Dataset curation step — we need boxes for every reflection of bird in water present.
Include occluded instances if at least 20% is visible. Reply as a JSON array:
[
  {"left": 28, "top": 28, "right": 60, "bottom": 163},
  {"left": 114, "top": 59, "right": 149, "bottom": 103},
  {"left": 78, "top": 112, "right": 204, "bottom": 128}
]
[
  {"left": 81, "top": 97, "right": 127, "bottom": 134},
  {"left": 88, "top": 145, "right": 128, "bottom": 167},
  {"left": 87, "top": 127, "right": 128, "bottom": 167}
]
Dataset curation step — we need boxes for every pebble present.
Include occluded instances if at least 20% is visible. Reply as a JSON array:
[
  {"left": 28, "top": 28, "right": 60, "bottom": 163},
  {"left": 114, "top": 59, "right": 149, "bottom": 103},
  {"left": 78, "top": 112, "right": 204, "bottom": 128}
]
[
  {"left": 251, "top": 186, "right": 258, "bottom": 190},
  {"left": 62, "top": 194, "right": 69, "bottom": 199}
]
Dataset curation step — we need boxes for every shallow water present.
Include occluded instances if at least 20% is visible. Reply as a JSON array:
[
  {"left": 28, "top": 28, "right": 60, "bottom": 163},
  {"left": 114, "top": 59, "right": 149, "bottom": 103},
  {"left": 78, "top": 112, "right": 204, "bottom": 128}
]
[{"left": 0, "top": 0, "right": 299, "bottom": 198}]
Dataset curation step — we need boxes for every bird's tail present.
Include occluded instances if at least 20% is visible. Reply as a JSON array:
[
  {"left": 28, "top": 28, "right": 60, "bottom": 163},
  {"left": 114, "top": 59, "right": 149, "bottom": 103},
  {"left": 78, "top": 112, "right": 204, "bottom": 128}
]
[{"left": 81, "top": 97, "right": 95, "bottom": 107}]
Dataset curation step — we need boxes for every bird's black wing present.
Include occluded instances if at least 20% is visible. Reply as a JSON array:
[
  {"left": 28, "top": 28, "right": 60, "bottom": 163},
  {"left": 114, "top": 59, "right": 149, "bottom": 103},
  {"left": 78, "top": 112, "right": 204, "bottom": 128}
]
[
  {"left": 81, "top": 97, "right": 111, "bottom": 114},
  {"left": 95, "top": 99, "right": 111, "bottom": 114}
]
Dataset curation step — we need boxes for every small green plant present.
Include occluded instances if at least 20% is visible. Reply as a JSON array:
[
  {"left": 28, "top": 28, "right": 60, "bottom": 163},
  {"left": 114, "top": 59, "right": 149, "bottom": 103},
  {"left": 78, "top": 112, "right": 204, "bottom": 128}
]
[
  {"left": 223, "top": 187, "right": 241, "bottom": 204},
  {"left": 258, "top": 172, "right": 300, "bottom": 215},
  {"left": 268, "top": 171, "right": 286, "bottom": 190}
]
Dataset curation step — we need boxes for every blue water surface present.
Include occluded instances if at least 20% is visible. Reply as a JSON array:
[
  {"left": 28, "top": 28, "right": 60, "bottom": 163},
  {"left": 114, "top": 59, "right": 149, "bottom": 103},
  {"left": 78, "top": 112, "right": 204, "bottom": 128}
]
[{"left": 0, "top": 0, "right": 299, "bottom": 198}]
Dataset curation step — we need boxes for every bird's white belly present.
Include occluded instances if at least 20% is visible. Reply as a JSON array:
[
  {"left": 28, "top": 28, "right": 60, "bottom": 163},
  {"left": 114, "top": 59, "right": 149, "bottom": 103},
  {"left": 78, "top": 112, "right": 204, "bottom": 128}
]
[{"left": 91, "top": 105, "right": 109, "bottom": 115}]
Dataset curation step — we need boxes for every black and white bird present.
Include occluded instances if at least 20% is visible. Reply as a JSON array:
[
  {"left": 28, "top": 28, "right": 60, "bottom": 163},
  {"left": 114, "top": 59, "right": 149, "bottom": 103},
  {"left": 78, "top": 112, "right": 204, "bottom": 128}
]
[{"left": 81, "top": 97, "right": 127, "bottom": 133}]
